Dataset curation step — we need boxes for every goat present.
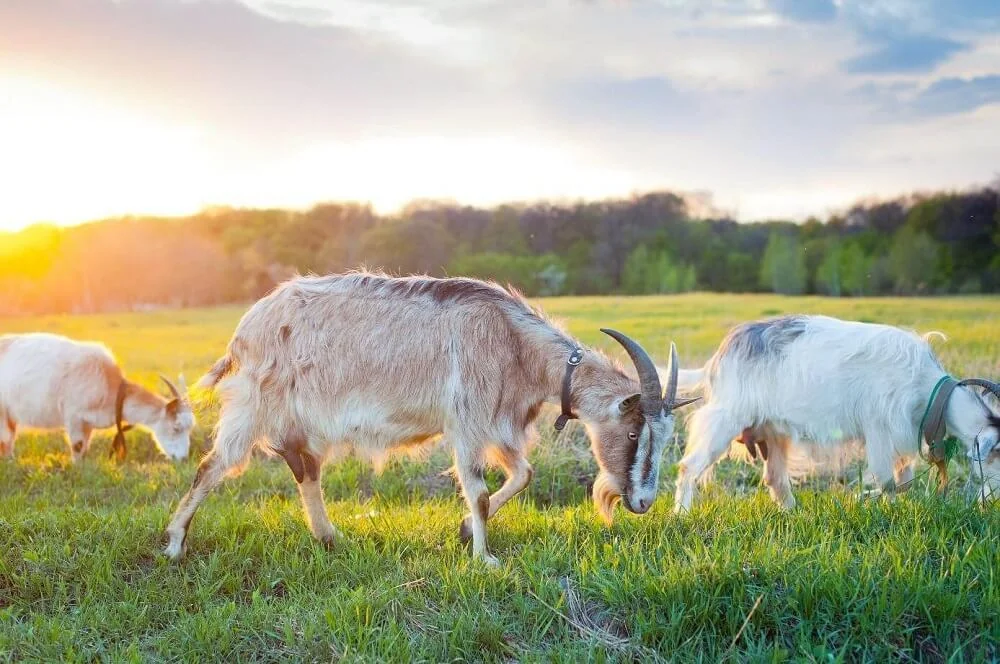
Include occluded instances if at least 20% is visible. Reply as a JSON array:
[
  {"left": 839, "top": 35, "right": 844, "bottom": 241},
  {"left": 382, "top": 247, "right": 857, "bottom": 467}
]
[
  {"left": 164, "top": 272, "right": 694, "bottom": 565},
  {"left": 0, "top": 332, "right": 195, "bottom": 461},
  {"left": 670, "top": 314, "right": 1000, "bottom": 512}
]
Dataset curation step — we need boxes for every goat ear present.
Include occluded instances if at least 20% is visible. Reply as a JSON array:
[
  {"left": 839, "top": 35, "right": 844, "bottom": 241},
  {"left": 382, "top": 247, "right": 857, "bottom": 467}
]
[
  {"left": 165, "top": 398, "right": 180, "bottom": 417},
  {"left": 618, "top": 393, "right": 641, "bottom": 415}
]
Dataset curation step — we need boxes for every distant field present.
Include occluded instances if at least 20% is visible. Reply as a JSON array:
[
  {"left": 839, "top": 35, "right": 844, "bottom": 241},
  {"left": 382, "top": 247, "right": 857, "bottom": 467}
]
[{"left": 1, "top": 294, "right": 999, "bottom": 662}]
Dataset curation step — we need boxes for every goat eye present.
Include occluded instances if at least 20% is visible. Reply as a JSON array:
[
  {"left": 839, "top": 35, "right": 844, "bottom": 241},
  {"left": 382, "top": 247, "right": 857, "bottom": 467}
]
[{"left": 627, "top": 431, "right": 638, "bottom": 441}]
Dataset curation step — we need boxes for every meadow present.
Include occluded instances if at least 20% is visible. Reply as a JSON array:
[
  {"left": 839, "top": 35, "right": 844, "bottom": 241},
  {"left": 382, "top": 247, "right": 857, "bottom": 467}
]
[{"left": 1, "top": 293, "right": 999, "bottom": 662}]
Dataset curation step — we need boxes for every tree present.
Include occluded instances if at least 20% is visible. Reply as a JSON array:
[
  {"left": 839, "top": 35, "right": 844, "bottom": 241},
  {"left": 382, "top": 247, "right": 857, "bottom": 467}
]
[
  {"left": 621, "top": 247, "right": 697, "bottom": 294},
  {"left": 760, "top": 232, "right": 807, "bottom": 295},
  {"left": 816, "top": 240, "right": 842, "bottom": 296},
  {"left": 840, "top": 242, "right": 870, "bottom": 296},
  {"left": 888, "top": 228, "right": 938, "bottom": 294},
  {"left": 448, "top": 252, "right": 567, "bottom": 296},
  {"left": 621, "top": 245, "right": 651, "bottom": 294},
  {"left": 358, "top": 217, "right": 456, "bottom": 276}
]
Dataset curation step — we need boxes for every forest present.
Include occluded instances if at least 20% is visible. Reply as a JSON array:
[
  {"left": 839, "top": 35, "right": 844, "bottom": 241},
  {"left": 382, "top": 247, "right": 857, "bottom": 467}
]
[{"left": 1, "top": 182, "right": 998, "bottom": 315}]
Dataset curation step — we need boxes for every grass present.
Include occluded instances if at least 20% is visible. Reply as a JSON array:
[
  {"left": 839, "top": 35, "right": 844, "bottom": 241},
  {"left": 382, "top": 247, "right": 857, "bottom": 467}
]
[{"left": 1, "top": 293, "right": 999, "bottom": 662}]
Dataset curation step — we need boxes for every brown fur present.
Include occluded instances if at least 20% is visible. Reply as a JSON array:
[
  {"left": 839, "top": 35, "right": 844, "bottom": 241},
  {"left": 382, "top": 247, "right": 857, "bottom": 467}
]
[
  {"left": 476, "top": 492, "right": 490, "bottom": 522},
  {"left": 167, "top": 272, "right": 663, "bottom": 562}
]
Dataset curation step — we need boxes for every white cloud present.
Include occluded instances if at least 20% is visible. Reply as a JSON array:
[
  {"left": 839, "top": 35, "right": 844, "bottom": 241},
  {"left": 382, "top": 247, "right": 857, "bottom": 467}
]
[{"left": 0, "top": 0, "right": 998, "bottom": 229}]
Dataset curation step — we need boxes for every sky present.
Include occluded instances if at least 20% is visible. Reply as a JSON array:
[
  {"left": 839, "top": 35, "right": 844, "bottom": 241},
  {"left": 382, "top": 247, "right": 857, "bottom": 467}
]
[{"left": 1, "top": 0, "right": 998, "bottom": 231}]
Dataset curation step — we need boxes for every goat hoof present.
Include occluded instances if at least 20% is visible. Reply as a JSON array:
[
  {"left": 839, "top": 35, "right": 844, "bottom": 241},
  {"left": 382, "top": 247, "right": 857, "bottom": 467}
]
[
  {"left": 320, "top": 534, "right": 338, "bottom": 551},
  {"left": 478, "top": 552, "right": 500, "bottom": 568},
  {"left": 163, "top": 542, "right": 186, "bottom": 561},
  {"left": 458, "top": 517, "right": 473, "bottom": 545},
  {"left": 163, "top": 532, "right": 187, "bottom": 561},
  {"left": 776, "top": 495, "right": 796, "bottom": 511}
]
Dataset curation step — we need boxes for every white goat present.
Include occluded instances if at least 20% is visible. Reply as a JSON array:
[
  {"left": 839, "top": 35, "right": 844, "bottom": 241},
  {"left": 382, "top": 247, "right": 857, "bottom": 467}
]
[
  {"left": 0, "top": 333, "right": 195, "bottom": 461},
  {"left": 165, "top": 272, "right": 693, "bottom": 565},
  {"left": 671, "top": 315, "right": 1000, "bottom": 511}
]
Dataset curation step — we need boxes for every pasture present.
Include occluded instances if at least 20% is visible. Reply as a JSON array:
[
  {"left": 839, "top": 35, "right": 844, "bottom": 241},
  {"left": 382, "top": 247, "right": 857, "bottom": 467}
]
[{"left": 1, "top": 293, "right": 999, "bottom": 662}]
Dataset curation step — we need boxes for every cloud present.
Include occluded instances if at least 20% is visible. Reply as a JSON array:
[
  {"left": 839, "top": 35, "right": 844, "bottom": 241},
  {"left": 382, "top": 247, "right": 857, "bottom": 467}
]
[
  {"left": 0, "top": 0, "right": 510, "bottom": 157},
  {"left": 545, "top": 75, "right": 700, "bottom": 133},
  {"left": 912, "top": 75, "right": 1000, "bottom": 116},
  {"left": 768, "top": 0, "right": 837, "bottom": 24},
  {"left": 842, "top": 35, "right": 969, "bottom": 74},
  {"left": 1, "top": 0, "right": 999, "bottom": 227},
  {"left": 853, "top": 75, "right": 1000, "bottom": 118},
  {"left": 259, "top": 2, "right": 333, "bottom": 24}
]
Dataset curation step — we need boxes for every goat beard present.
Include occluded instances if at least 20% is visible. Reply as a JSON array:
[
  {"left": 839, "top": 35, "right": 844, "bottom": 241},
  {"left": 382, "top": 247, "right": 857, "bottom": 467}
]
[{"left": 592, "top": 472, "right": 622, "bottom": 525}]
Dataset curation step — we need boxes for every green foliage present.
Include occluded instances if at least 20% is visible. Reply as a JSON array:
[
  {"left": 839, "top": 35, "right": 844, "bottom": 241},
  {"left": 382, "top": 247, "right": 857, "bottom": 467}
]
[
  {"left": 359, "top": 217, "right": 457, "bottom": 276},
  {"left": 760, "top": 232, "right": 807, "bottom": 295},
  {"left": 448, "top": 251, "right": 567, "bottom": 296},
  {"left": 621, "top": 246, "right": 697, "bottom": 294},
  {"left": 816, "top": 240, "right": 875, "bottom": 297},
  {"left": 889, "top": 227, "right": 939, "bottom": 294},
  {"left": 815, "top": 240, "right": 843, "bottom": 296},
  {"left": 2, "top": 296, "right": 999, "bottom": 661},
  {"left": 840, "top": 241, "right": 871, "bottom": 296},
  {"left": 1, "top": 184, "right": 999, "bottom": 314}
]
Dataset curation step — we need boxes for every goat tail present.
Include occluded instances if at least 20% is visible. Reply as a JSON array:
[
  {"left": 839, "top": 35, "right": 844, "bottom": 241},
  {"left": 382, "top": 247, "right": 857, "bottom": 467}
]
[
  {"left": 921, "top": 330, "right": 948, "bottom": 344},
  {"left": 677, "top": 367, "right": 706, "bottom": 396},
  {"left": 197, "top": 354, "right": 234, "bottom": 391},
  {"left": 656, "top": 365, "right": 706, "bottom": 396}
]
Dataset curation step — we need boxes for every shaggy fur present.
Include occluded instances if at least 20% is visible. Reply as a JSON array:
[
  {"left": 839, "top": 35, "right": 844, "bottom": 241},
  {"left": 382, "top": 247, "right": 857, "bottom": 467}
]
[
  {"left": 672, "top": 315, "right": 1000, "bottom": 511},
  {"left": 0, "top": 333, "right": 194, "bottom": 461},
  {"left": 166, "top": 271, "right": 684, "bottom": 565}
]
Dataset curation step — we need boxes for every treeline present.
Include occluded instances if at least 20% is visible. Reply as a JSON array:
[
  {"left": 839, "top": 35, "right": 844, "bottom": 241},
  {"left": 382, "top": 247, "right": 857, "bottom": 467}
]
[{"left": 1, "top": 184, "right": 998, "bottom": 315}]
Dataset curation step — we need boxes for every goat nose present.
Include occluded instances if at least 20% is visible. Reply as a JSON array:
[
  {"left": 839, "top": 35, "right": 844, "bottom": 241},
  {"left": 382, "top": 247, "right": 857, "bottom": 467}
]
[{"left": 637, "top": 498, "right": 649, "bottom": 512}]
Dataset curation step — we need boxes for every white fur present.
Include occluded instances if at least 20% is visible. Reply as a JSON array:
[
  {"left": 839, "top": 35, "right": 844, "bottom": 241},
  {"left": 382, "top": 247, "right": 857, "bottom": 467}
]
[
  {"left": 0, "top": 333, "right": 194, "bottom": 461},
  {"left": 668, "top": 315, "right": 1000, "bottom": 511},
  {"left": 0, "top": 334, "right": 116, "bottom": 430}
]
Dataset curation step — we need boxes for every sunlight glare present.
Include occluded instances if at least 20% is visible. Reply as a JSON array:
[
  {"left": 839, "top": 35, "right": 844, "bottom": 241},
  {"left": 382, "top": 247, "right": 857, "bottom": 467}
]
[
  {"left": 0, "top": 76, "right": 212, "bottom": 230},
  {"left": 259, "top": 135, "right": 648, "bottom": 214},
  {"left": 0, "top": 78, "right": 651, "bottom": 230}
]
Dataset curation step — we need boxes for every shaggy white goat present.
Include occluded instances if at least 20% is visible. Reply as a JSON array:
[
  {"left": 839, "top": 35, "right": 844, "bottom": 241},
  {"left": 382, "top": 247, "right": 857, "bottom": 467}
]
[
  {"left": 671, "top": 315, "right": 1000, "bottom": 511},
  {"left": 0, "top": 333, "right": 195, "bottom": 461}
]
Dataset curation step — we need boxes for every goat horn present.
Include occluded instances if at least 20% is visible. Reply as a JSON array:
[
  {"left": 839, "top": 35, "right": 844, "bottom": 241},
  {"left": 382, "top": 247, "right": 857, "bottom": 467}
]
[
  {"left": 958, "top": 378, "right": 1000, "bottom": 400},
  {"left": 663, "top": 342, "right": 679, "bottom": 410},
  {"left": 601, "top": 328, "right": 663, "bottom": 418},
  {"left": 159, "top": 374, "right": 182, "bottom": 400}
]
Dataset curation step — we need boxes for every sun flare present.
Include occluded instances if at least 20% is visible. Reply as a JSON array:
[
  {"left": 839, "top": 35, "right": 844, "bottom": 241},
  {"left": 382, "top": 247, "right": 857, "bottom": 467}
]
[
  {"left": 0, "top": 76, "right": 212, "bottom": 230},
  {"left": 0, "top": 76, "right": 647, "bottom": 232}
]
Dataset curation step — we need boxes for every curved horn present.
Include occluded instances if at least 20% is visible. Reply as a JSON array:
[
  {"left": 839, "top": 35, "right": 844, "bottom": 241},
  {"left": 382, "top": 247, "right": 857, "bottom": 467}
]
[
  {"left": 159, "top": 374, "right": 182, "bottom": 401},
  {"left": 958, "top": 378, "right": 1000, "bottom": 400},
  {"left": 601, "top": 328, "right": 663, "bottom": 417}
]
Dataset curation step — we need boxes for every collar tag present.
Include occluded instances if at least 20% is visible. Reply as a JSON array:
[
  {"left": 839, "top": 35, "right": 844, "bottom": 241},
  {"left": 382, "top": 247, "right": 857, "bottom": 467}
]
[{"left": 554, "top": 347, "right": 584, "bottom": 431}]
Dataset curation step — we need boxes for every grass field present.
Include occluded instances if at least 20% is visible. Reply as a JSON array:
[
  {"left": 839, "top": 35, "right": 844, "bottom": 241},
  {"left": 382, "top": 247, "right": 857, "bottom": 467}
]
[{"left": 1, "top": 293, "right": 999, "bottom": 662}]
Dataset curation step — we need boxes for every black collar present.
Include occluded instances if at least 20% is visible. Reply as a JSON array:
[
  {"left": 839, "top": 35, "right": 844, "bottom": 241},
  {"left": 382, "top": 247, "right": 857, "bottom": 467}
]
[
  {"left": 553, "top": 347, "right": 584, "bottom": 431},
  {"left": 109, "top": 380, "right": 134, "bottom": 461}
]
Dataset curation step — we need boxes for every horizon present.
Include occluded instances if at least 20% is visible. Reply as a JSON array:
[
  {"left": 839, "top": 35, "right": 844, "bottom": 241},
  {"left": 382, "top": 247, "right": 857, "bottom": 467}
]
[
  {"left": 1, "top": 179, "right": 995, "bottom": 237},
  {"left": 2, "top": 0, "right": 999, "bottom": 232}
]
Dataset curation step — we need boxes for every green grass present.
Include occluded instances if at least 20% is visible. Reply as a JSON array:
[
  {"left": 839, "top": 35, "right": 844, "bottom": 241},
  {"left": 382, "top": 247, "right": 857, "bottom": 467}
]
[{"left": 2, "top": 293, "right": 999, "bottom": 662}]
